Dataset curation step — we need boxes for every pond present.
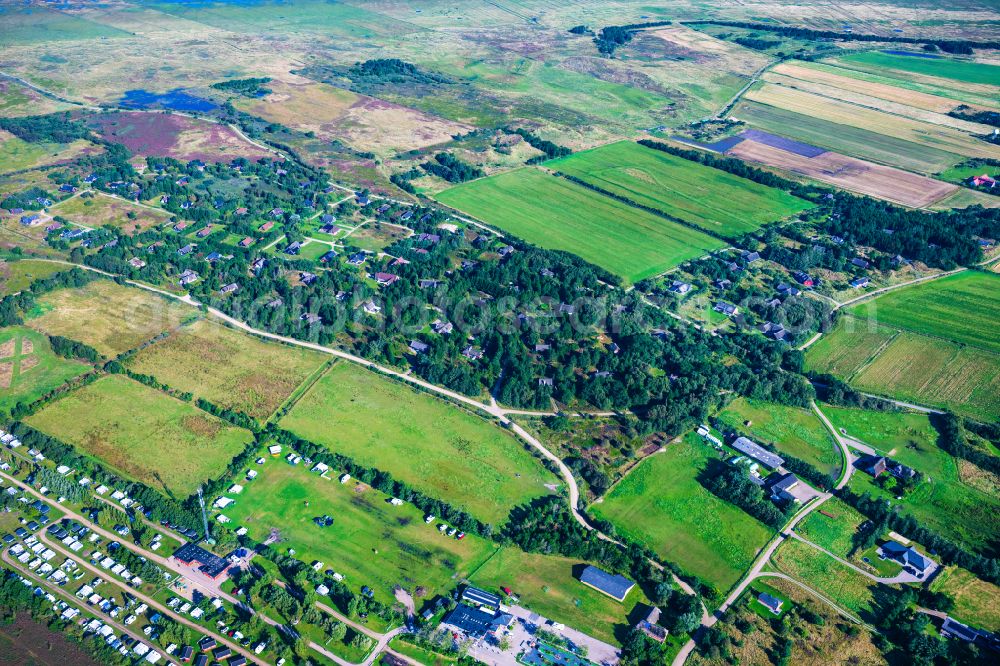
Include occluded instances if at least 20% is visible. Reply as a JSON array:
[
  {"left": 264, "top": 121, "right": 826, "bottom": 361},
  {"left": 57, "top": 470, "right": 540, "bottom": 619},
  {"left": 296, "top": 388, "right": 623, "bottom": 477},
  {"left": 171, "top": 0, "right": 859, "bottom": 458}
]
[{"left": 120, "top": 88, "right": 217, "bottom": 112}]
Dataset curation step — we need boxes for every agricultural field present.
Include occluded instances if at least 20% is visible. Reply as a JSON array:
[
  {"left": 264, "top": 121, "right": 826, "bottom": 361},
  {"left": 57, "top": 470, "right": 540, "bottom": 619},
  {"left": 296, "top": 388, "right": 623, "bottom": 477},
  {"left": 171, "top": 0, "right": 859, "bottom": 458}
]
[
  {"left": 929, "top": 566, "right": 1000, "bottom": 632},
  {"left": 743, "top": 84, "right": 999, "bottom": 160},
  {"left": 823, "top": 406, "right": 1000, "bottom": 556},
  {"left": 768, "top": 538, "right": 880, "bottom": 622},
  {"left": 469, "top": 547, "right": 650, "bottom": 647},
  {"left": 807, "top": 273, "right": 1000, "bottom": 421},
  {"left": 224, "top": 461, "right": 497, "bottom": 606},
  {"left": 0, "top": 130, "right": 94, "bottom": 175},
  {"left": 930, "top": 187, "right": 1000, "bottom": 211},
  {"left": 49, "top": 192, "right": 172, "bottom": 235},
  {"left": 835, "top": 51, "right": 1000, "bottom": 88},
  {"left": 86, "top": 112, "right": 271, "bottom": 163},
  {"left": 124, "top": 318, "right": 328, "bottom": 421},
  {"left": 546, "top": 141, "right": 811, "bottom": 237},
  {"left": 804, "top": 318, "right": 897, "bottom": 378},
  {"left": 0, "top": 259, "right": 66, "bottom": 294},
  {"left": 725, "top": 137, "right": 958, "bottom": 207},
  {"left": 436, "top": 168, "right": 724, "bottom": 283},
  {"left": 279, "top": 362, "right": 557, "bottom": 525},
  {"left": 716, "top": 398, "right": 839, "bottom": 479},
  {"left": 25, "top": 279, "right": 191, "bottom": 357},
  {"left": 0, "top": 326, "right": 90, "bottom": 416},
  {"left": 847, "top": 272, "right": 1000, "bottom": 354},
  {"left": 731, "top": 101, "right": 963, "bottom": 174},
  {"left": 26, "top": 375, "right": 253, "bottom": 497},
  {"left": 590, "top": 434, "right": 773, "bottom": 594}
]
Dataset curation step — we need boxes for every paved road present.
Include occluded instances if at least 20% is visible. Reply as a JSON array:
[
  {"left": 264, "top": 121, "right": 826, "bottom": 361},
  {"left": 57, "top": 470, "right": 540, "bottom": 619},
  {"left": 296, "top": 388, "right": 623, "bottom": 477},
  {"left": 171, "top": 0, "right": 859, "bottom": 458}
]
[{"left": 811, "top": 401, "right": 855, "bottom": 490}]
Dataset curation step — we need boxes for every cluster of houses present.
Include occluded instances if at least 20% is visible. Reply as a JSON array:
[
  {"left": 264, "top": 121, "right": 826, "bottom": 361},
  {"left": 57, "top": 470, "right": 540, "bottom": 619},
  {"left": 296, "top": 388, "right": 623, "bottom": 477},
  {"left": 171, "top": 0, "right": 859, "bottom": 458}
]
[
  {"left": 696, "top": 427, "right": 811, "bottom": 506},
  {"left": 441, "top": 586, "right": 515, "bottom": 643}
]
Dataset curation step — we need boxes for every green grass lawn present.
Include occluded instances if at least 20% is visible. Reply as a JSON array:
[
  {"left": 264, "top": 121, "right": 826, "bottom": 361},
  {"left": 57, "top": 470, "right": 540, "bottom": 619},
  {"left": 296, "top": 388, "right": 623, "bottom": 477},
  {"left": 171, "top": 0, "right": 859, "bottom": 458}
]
[
  {"left": 769, "top": 539, "right": 880, "bottom": 622},
  {"left": 823, "top": 406, "right": 1000, "bottom": 556},
  {"left": 469, "top": 547, "right": 650, "bottom": 647},
  {"left": 279, "top": 362, "right": 557, "bottom": 525},
  {"left": 545, "top": 141, "right": 811, "bottom": 238},
  {"left": 435, "top": 167, "right": 724, "bottom": 284},
  {"left": 796, "top": 498, "right": 868, "bottom": 558},
  {"left": 0, "top": 326, "right": 90, "bottom": 416},
  {"left": 26, "top": 375, "right": 253, "bottom": 497},
  {"left": 590, "top": 433, "right": 773, "bottom": 595},
  {"left": 224, "top": 460, "right": 497, "bottom": 606},
  {"left": 848, "top": 271, "right": 1000, "bottom": 354},
  {"left": 0, "top": 259, "right": 67, "bottom": 294},
  {"left": 716, "top": 398, "right": 839, "bottom": 479},
  {"left": 838, "top": 52, "right": 1000, "bottom": 87},
  {"left": 125, "top": 319, "right": 328, "bottom": 421},
  {"left": 929, "top": 566, "right": 1000, "bottom": 632}
]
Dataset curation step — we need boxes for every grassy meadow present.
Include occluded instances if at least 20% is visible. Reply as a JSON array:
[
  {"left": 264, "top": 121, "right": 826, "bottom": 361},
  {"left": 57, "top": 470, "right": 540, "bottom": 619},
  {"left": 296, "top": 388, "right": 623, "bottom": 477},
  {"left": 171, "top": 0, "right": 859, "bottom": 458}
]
[
  {"left": 545, "top": 141, "right": 811, "bottom": 237},
  {"left": 590, "top": 434, "right": 773, "bottom": 594},
  {"left": 279, "top": 362, "right": 556, "bottom": 525},
  {"left": 0, "top": 259, "right": 66, "bottom": 295},
  {"left": 824, "top": 406, "right": 1000, "bottom": 556},
  {"left": 716, "top": 398, "right": 840, "bottom": 479},
  {"left": 469, "top": 547, "right": 650, "bottom": 647},
  {"left": 125, "top": 319, "right": 328, "bottom": 420},
  {"left": 26, "top": 279, "right": 190, "bottom": 357},
  {"left": 0, "top": 326, "right": 90, "bottom": 416},
  {"left": 929, "top": 566, "right": 1000, "bottom": 632},
  {"left": 26, "top": 375, "right": 252, "bottom": 497},
  {"left": 436, "top": 168, "right": 724, "bottom": 284},
  {"left": 51, "top": 194, "right": 171, "bottom": 235},
  {"left": 224, "top": 461, "right": 497, "bottom": 606},
  {"left": 769, "top": 539, "right": 880, "bottom": 622}
]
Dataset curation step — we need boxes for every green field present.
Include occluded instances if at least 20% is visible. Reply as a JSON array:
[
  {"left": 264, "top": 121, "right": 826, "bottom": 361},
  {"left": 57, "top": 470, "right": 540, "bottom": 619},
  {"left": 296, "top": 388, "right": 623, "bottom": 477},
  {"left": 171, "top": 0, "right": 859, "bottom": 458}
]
[
  {"left": 929, "top": 566, "right": 1000, "bottom": 632},
  {"left": 838, "top": 52, "right": 1000, "bottom": 87},
  {"left": 51, "top": 194, "right": 172, "bottom": 235},
  {"left": 824, "top": 406, "right": 1000, "bottom": 556},
  {"left": 590, "top": 434, "right": 773, "bottom": 594},
  {"left": 125, "top": 319, "right": 327, "bottom": 420},
  {"left": 0, "top": 6, "right": 130, "bottom": 45},
  {"left": 0, "top": 326, "right": 89, "bottom": 416},
  {"left": 0, "top": 259, "right": 67, "bottom": 294},
  {"left": 796, "top": 498, "right": 869, "bottom": 558},
  {"left": 716, "top": 398, "right": 839, "bottom": 479},
  {"left": 279, "top": 362, "right": 556, "bottom": 525},
  {"left": 848, "top": 272, "right": 1000, "bottom": 354},
  {"left": 806, "top": 273, "right": 1000, "bottom": 421},
  {"left": 224, "top": 461, "right": 496, "bottom": 605},
  {"left": 26, "top": 279, "right": 191, "bottom": 357},
  {"left": 769, "top": 539, "right": 879, "bottom": 622},
  {"left": 436, "top": 168, "right": 724, "bottom": 283},
  {"left": 469, "top": 547, "right": 649, "bottom": 647},
  {"left": 26, "top": 375, "right": 253, "bottom": 497},
  {"left": 733, "top": 101, "right": 962, "bottom": 173},
  {"left": 804, "top": 318, "right": 897, "bottom": 377},
  {"left": 545, "top": 141, "right": 811, "bottom": 237}
]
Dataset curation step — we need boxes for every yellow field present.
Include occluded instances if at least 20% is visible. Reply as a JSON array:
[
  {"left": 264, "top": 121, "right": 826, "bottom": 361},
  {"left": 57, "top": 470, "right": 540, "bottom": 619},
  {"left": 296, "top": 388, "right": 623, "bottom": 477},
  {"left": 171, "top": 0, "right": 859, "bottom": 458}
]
[
  {"left": 760, "top": 72, "right": 993, "bottom": 134},
  {"left": 770, "top": 62, "right": 969, "bottom": 113},
  {"left": 745, "top": 84, "right": 1000, "bottom": 159}
]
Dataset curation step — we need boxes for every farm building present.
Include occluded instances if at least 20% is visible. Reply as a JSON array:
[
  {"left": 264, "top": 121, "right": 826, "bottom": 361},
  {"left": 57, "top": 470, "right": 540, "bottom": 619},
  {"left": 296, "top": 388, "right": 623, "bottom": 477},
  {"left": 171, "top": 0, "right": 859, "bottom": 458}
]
[
  {"left": 767, "top": 473, "right": 801, "bottom": 504},
  {"left": 731, "top": 437, "right": 784, "bottom": 469},
  {"left": 460, "top": 586, "right": 501, "bottom": 611},
  {"left": 578, "top": 565, "right": 634, "bottom": 602},
  {"left": 636, "top": 606, "right": 667, "bottom": 642}
]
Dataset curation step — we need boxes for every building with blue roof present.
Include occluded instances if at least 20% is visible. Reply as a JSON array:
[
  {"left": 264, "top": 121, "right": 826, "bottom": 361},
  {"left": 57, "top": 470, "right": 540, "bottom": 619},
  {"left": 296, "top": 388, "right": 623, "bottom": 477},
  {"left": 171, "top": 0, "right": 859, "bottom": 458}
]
[{"left": 578, "top": 565, "right": 634, "bottom": 602}]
